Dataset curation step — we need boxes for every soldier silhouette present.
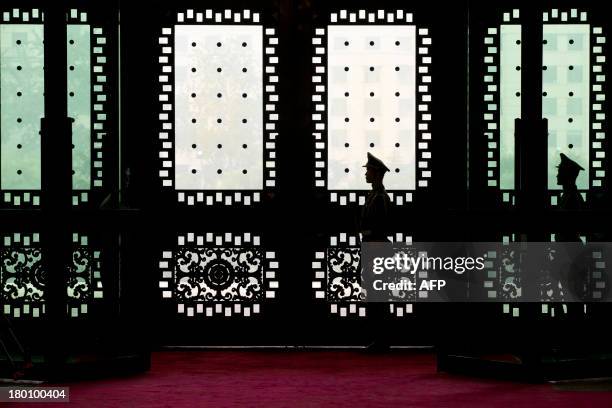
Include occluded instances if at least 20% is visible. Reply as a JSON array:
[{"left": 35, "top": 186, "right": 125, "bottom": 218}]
[
  {"left": 556, "top": 152, "right": 585, "bottom": 218},
  {"left": 360, "top": 153, "right": 393, "bottom": 352},
  {"left": 551, "top": 153, "right": 587, "bottom": 309},
  {"left": 360, "top": 152, "right": 392, "bottom": 243}
]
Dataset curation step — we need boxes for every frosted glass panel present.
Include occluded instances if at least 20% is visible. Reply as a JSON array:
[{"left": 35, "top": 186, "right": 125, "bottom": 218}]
[
  {"left": 67, "top": 24, "right": 91, "bottom": 189},
  {"left": 543, "top": 24, "right": 590, "bottom": 189},
  {"left": 327, "top": 25, "right": 416, "bottom": 190},
  {"left": 174, "top": 25, "right": 264, "bottom": 190},
  {"left": 499, "top": 25, "right": 521, "bottom": 190},
  {"left": 0, "top": 24, "right": 44, "bottom": 190}
]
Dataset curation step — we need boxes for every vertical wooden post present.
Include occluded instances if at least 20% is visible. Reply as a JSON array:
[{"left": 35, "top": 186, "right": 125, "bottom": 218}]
[
  {"left": 516, "top": 11, "right": 547, "bottom": 217},
  {"left": 42, "top": 6, "right": 72, "bottom": 379}
]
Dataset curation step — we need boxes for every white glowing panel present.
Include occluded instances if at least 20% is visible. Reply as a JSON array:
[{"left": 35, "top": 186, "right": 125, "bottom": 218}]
[
  {"left": 0, "top": 24, "right": 44, "bottom": 190},
  {"left": 174, "top": 25, "right": 263, "bottom": 190},
  {"left": 543, "top": 24, "right": 590, "bottom": 190},
  {"left": 499, "top": 25, "right": 521, "bottom": 190},
  {"left": 327, "top": 26, "right": 416, "bottom": 190},
  {"left": 67, "top": 24, "right": 91, "bottom": 190}
]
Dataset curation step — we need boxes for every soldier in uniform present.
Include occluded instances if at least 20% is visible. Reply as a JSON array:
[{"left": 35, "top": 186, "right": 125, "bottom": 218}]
[
  {"left": 556, "top": 152, "right": 585, "bottom": 218},
  {"left": 360, "top": 153, "right": 393, "bottom": 352},
  {"left": 553, "top": 153, "right": 586, "bottom": 310},
  {"left": 360, "top": 152, "right": 392, "bottom": 243}
]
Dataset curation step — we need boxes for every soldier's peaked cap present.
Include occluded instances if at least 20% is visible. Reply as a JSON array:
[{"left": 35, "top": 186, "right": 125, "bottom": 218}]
[
  {"left": 363, "top": 152, "right": 390, "bottom": 172},
  {"left": 558, "top": 153, "right": 585, "bottom": 172}
]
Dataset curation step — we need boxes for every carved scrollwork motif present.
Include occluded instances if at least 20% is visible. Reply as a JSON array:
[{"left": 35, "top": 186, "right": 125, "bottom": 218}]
[
  {"left": 499, "top": 246, "right": 521, "bottom": 300},
  {"left": 68, "top": 248, "right": 92, "bottom": 301},
  {"left": 1, "top": 248, "right": 45, "bottom": 303},
  {"left": 174, "top": 247, "right": 264, "bottom": 302},
  {"left": 326, "top": 248, "right": 364, "bottom": 302},
  {"left": 1, "top": 237, "right": 102, "bottom": 318}
]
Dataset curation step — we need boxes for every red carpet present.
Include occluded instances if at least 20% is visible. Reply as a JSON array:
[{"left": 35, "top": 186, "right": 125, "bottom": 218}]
[{"left": 7, "top": 351, "right": 612, "bottom": 407}]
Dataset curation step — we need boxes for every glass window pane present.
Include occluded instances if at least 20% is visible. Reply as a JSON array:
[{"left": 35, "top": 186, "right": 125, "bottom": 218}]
[
  {"left": 499, "top": 24, "right": 521, "bottom": 190},
  {"left": 327, "top": 25, "right": 416, "bottom": 191},
  {"left": 0, "top": 9, "right": 114, "bottom": 207},
  {"left": 68, "top": 24, "right": 92, "bottom": 190},
  {"left": 0, "top": 24, "right": 44, "bottom": 191},
  {"left": 543, "top": 24, "right": 590, "bottom": 190},
  {"left": 174, "top": 25, "right": 264, "bottom": 190},
  {"left": 158, "top": 10, "right": 277, "bottom": 206}
]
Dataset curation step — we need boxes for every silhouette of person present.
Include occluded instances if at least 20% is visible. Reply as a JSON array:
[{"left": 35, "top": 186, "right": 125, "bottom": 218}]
[
  {"left": 360, "top": 152, "right": 392, "bottom": 243},
  {"left": 556, "top": 152, "right": 585, "bottom": 218},
  {"left": 360, "top": 153, "right": 393, "bottom": 352},
  {"left": 552, "top": 153, "right": 587, "bottom": 308}
]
